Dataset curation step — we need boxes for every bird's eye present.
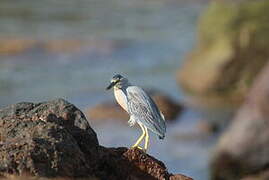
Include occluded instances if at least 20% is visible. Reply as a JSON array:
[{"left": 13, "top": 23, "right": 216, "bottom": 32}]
[{"left": 112, "top": 79, "right": 120, "bottom": 83}]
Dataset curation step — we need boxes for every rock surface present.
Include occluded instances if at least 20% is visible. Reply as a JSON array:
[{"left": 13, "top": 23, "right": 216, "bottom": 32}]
[
  {"left": 177, "top": 0, "right": 269, "bottom": 107},
  {"left": 241, "top": 170, "right": 269, "bottom": 180},
  {"left": 97, "top": 147, "right": 193, "bottom": 180},
  {"left": 0, "top": 99, "right": 192, "bottom": 180},
  {"left": 86, "top": 92, "right": 183, "bottom": 123},
  {"left": 211, "top": 63, "right": 269, "bottom": 180},
  {"left": 0, "top": 99, "right": 99, "bottom": 177}
]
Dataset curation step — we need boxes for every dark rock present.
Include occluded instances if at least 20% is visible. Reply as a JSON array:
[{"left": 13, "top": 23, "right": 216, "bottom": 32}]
[
  {"left": 86, "top": 92, "right": 183, "bottom": 123},
  {"left": 96, "top": 147, "right": 193, "bottom": 180},
  {"left": 0, "top": 99, "right": 192, "bottom": 180},
  {"left": 169, "top": 174, "right": 194, "bottom": 180},
  {"left": 211, "top": 63, "right": 269, "bottom": 179},
  {"left": 0, "top": 98, "right": 98, "bottom": 177},
  {"left": 177, "top": 0, "right": 269, "bottom": 107},
  {"left": 241, "top": 170, "right": 269, "bottom": 180},
  {"left": 0, "top": 175, "right": 98, "bottom": 180}
]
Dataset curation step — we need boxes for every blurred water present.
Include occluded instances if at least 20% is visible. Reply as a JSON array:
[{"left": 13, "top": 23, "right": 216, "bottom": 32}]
[{"left": 0, "top": 0, "right": 211, "bottom": 179}]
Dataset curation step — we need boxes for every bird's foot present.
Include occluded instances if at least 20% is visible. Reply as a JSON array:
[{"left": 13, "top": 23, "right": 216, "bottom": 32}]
[{"left": 131, "top": 145, "right": 146, "bottom": 152}]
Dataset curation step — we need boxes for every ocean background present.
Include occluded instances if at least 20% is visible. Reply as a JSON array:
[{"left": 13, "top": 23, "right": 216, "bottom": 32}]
[{"left": 0, "top": 1, "right": 212, "bottom": 179}]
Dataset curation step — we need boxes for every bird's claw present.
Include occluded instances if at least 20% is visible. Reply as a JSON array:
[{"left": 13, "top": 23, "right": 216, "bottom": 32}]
[
  {"left": 131, "top": 145, "right": 146, "bottom": 152},
  {"left": 131, "top": 145, "right": 143, "bottom": 150}
]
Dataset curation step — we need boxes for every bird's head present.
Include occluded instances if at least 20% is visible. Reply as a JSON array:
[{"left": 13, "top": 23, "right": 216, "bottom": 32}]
[{"left": 106, "top": 74, "right": 129, "bottom": 90}]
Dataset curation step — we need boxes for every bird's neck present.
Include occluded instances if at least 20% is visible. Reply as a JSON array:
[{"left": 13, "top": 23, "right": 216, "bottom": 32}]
[{"left": 114, "top": 87, "right": 128, "bottom": 112}]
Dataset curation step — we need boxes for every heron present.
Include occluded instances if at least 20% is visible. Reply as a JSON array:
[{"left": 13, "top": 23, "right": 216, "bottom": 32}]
[{"left": 106, "top": 74, "right": 166, "bottom": 151}]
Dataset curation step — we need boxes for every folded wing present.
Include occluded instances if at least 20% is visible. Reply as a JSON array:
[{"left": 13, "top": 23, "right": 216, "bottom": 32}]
[{"left": 126, "top": 86, "right": 166, "bottom": 139}]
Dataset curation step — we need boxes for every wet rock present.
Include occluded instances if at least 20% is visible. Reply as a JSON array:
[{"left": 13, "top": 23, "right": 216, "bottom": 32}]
[
  {"left": 0, "top": 99, "right": 192, "bottom": 180},
  {"left": 177, "top": 0, "right": 269, "bottom": 107},
  {"left": 211, "top": 63, "right": 269, "bottom": 179},
  {"left": 86, "top": 92, "right": 183, "bottom": 123}
]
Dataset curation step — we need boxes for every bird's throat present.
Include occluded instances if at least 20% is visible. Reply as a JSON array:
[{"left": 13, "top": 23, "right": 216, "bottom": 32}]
[{"left": 114, "top": 88, "right": 128, "bottom": 112}]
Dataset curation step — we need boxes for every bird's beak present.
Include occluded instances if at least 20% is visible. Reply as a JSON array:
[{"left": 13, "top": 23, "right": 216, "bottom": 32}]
[{"left": 106, "top": 81, "right": 116, "bottom": 90}]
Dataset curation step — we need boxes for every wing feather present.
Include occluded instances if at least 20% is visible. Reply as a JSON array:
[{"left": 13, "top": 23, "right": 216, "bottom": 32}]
[{"left": 126, "top": 86, "right": 166, "bottom": 138}]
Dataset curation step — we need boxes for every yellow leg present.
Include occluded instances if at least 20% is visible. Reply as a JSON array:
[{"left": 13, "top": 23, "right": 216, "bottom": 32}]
[
  {"left": 144, "top": 126, "right": 149, "bottom": 151},
  {"left": 132, "top": 123, "right": 145, "bottom": 148}
]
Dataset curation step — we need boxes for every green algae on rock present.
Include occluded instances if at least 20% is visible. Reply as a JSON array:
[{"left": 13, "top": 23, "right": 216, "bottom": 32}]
[{"left": 177, "top": 0, "right": 269, "bottom": 107}]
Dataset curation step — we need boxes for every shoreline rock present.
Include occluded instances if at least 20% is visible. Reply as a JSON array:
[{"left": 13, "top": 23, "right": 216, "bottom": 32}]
[
  {"left": 211, "top": 62, "right": 269, "bottom": 179},
  {"left": 0, "top": 98, "right": 192, "bottom": 180},
  {"left": 177, "top": 0, "right": 269, "bottom": 107}
]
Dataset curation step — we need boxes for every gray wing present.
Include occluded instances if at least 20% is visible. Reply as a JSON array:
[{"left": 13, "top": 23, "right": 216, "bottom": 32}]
[{"left": 126, "top": 86, "right": 166, "bottom": 139}]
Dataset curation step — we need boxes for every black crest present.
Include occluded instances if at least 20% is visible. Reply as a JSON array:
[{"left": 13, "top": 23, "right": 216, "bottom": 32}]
[{"left": 112, "top": 74, "right": 123, "bottom": 80}]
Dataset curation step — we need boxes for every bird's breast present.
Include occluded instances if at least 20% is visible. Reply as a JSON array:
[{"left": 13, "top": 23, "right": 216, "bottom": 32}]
[{"left": 114, "top": 89, "right": 128, "bottom": 112}]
